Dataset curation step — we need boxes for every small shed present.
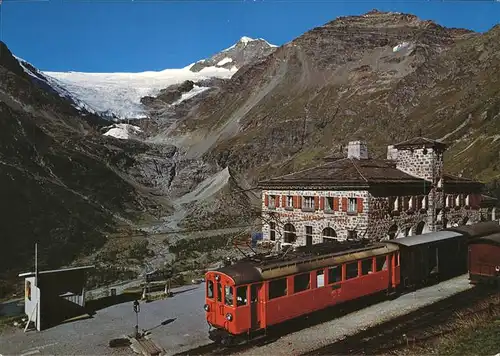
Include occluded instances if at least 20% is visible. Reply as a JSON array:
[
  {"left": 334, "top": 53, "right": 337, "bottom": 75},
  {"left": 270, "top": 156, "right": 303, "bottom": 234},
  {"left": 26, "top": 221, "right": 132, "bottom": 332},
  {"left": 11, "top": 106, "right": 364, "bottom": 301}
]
[
  {"left": 385, "top": 230, "right": 468, "bottom": 288},
  {"left": 468, "top": 233, "right": 500, "bottom": 285},
  {"left": 19, "top": 265, "right": 94, "bottom": 331}
]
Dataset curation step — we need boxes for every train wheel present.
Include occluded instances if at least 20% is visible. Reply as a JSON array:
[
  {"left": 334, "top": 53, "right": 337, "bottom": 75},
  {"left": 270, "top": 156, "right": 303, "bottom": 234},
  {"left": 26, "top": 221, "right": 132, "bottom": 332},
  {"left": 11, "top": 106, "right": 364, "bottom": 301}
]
[{"left": 221, "top": 336, "right": 233, "bottom": 346}]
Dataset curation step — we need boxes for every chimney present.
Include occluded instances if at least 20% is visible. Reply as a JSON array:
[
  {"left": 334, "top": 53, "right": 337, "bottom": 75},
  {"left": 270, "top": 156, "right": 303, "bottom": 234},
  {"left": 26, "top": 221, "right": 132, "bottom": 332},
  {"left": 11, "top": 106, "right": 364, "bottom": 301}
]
[
  {"left": 387, "top": 145, "right": 398, "bottom": 160},
  {"left": 347, "top": 141, "right": 369, "bottom": 160}
]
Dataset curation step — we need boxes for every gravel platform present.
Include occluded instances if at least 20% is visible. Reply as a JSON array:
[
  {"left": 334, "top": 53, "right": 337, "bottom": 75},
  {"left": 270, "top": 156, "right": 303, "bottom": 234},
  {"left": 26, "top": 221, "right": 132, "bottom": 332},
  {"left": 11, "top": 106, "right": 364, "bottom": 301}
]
[
  {"left": 234, "top": 274, "right": 473, "bottom": 356},
  {"left": 0, "top": 275, "right": 472, "bottom": 356}
]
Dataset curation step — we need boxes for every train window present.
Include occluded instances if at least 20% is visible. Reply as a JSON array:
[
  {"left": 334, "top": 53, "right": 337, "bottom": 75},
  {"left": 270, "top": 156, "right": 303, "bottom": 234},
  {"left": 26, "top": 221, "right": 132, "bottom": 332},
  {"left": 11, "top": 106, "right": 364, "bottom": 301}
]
[
  {"left": 376, "top": 256, "right": 388, "bottom": 271},
  {"left": 361, "top": 259, "right": 373, "bottom": 275},
  {"left": 346, "top": 262, "right": 358, "bottom": 280},
  {"left": 316, "top": 270, "right": 325, "bottom": 288},
  {"left": 236, "top": 286, "right": 248, "bottom": 306},
  {"left": 207, "top": 280, "right": 214, "bottom": 299},
  {"left": 269, "top": 278, "right": 287, "bottom": 300},
  {"left": 217, "top": 282, "right": 222, "bottom": 302},
  {"left": 294, "top": 273, "right": 310, "bottom": 293},
  {"left": 224, "top": 286, "right": 234, "bottom": 306},
  {"left": 328, "top": 266, "right": 342, "bottom": 284}
]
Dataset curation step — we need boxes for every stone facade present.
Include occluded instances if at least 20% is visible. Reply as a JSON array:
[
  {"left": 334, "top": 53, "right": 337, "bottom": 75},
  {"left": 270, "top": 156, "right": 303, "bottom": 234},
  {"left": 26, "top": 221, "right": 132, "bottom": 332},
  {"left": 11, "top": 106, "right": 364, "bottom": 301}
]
[
  {"left": 262, "top": 189, "right": 482, "bottom": 246},
  {"left": 259, "top": 137, "right": 487, "bottom": 247},
  {"left": 261, "top": 189, "right": 369, "bottom": 244}
]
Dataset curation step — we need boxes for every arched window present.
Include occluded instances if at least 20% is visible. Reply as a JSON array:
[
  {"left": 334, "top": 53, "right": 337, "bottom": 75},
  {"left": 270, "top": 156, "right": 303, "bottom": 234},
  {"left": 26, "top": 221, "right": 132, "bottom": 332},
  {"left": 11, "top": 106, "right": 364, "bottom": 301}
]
[
  {"left": 322, "top": 227, "right": 337, "bottom": 243},
  {"left": 414, "top": 221, "right": 425, "bottom": 235},
  {"left": 387, "top": 224, "right": 398, "bottom": 240},
  {"left": 283, "top": 223, "right": 297, "bottom": 243}
]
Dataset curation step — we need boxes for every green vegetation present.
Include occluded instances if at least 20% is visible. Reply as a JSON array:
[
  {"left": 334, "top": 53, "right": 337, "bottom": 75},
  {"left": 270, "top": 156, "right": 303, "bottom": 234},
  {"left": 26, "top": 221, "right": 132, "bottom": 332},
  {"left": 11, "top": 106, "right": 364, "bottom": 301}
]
[
  {"left": 168, "top": 234, "right": 232, "bottom": 259},
  {"left": 437, "top": 318, "right": 500, "bottom": 356}
]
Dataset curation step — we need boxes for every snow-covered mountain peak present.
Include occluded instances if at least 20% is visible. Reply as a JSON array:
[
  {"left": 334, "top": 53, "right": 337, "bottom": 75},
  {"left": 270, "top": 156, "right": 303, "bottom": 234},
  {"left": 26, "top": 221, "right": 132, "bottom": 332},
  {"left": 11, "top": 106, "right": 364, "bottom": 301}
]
[{"left": 190, "top": 36, "right": 278, "bottom": 73}]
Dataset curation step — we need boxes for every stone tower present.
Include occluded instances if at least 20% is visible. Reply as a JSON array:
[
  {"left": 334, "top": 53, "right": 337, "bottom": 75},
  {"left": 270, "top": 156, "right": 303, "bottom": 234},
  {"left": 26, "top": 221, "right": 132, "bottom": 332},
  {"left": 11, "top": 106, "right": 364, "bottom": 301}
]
[{"left": 387, "top": 137, "right": 448, "bottom": 232}]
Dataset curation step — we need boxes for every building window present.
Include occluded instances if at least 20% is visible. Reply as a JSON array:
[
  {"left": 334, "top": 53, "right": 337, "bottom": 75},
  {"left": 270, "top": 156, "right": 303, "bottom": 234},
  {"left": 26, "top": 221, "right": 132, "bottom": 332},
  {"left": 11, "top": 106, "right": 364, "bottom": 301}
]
[
  {"left": 388, "top": 197, "right": 397, "bottom": 211},
  {"left": 465, "top": 195, "right": 470, "bottom": 206},
  {"left": 286, "top": 196, "right": 294, "bottom": 209},
  {"left": 268, "top": 195, "right": 277, "bottom": 209},
  {"left": 303, "top": 196, "right": 315, "bottom": 210},
  {"left": 421, "top": 196, "right": 428, "bottom": 210},
  {"left": 305, "top": 226, "right": 313, "bottom": 246},
  {"left": 269, "top": 222, "right": 276, "bottom": 241},
  {"left": 322, "top": 227, "right": 337, "bottom": 242},
  {"left": 347, "top": 198, "right": 357, "bottom": 213},
  {"left": 284, "top": 223, "right": 297, "bottom": 243},
  {"left": 402, "top": 197, "right": 410, "bottom": 210},
  {"left": 325, "top": 197, "right": 334, "bottom": 211}
]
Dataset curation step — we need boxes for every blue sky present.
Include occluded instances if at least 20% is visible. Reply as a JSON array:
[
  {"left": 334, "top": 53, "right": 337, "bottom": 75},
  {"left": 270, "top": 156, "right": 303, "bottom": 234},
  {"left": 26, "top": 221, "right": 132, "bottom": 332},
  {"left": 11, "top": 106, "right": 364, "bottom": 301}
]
[{"left": 3, "top": 0, "right": 499, "bottom": 72}]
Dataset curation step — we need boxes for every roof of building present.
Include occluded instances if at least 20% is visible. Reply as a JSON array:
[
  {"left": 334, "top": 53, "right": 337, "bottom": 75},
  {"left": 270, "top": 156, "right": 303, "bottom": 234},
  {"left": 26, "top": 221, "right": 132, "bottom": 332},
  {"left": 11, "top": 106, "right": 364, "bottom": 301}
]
[
  {"left": 446, "top": 221, "right": 500, "bottom": 238},
  {"left": 259, "top": 158, "right": 430, "bottom": 188},
  {"left": 468, "top": 233, "right": 500, "bottom": 246},
  {"left": 443, "top": 173, "right": 483, "bottom": 185},
  {"left": 393, "top": 137, "right": 448, "bottom": 150},
  {"left": 385, "top": 230, "right": 464, "bottom": 247},
  {"left": 18, "top": 265, "right": 95, "bottom": 278}
]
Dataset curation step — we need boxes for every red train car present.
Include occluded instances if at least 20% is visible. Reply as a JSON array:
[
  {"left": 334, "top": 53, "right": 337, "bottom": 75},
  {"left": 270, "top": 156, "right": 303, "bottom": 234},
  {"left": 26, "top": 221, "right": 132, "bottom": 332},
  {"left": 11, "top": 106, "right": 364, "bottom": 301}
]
[
  {"left": 204, "top": 242, "right": 399, "bottom": 344},
  {"left": 468, "top": 233, "right": 500, "bottom": 286}
]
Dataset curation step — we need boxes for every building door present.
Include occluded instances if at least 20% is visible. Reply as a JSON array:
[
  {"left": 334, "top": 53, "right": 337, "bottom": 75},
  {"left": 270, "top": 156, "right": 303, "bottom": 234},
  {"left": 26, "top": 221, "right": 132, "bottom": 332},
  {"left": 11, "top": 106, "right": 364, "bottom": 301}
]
[
  {"left": 305, "top": 226, "right": 313, "bottom": 246},
  {"left": 250, "top": 283, "right": 262, "bottom": 330}
]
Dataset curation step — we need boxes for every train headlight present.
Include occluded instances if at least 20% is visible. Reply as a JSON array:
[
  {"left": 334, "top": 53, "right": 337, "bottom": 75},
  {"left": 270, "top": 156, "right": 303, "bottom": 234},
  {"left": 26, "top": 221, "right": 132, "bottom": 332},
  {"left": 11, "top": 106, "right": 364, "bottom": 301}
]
[
  {"left": 495, "top": 266, "right": 500, "bottom": 272},
  {"left": 225, "top": 313, "right": 233, "bottom": 321},
  {"left": 204, "top": 304, "right": 210, "bottom": 312}
]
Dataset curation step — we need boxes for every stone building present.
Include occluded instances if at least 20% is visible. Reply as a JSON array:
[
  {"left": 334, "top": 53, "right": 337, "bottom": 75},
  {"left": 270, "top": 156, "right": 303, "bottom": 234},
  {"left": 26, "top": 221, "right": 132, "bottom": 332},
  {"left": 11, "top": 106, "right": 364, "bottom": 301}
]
[{"left": 258, "top": 137, "right": 487, "bottom": 246}]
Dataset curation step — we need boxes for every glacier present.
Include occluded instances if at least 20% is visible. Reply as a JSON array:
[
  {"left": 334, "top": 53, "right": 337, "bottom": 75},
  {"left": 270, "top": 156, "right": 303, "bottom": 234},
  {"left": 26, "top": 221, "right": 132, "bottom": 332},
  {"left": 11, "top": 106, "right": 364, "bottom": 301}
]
[{"left": 43, "top": 65, "right": 237, "bottom": 120}]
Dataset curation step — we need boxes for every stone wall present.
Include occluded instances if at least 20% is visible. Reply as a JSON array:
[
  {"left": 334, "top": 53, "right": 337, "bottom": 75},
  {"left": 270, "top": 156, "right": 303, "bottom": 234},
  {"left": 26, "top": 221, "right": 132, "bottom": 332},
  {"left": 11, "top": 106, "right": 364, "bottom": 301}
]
[
  {"left": 394, "top": 147, "right": 443, "bottom": 182},
  {"left": 261, "top": 189, "right": 369, "bottom": 244}
]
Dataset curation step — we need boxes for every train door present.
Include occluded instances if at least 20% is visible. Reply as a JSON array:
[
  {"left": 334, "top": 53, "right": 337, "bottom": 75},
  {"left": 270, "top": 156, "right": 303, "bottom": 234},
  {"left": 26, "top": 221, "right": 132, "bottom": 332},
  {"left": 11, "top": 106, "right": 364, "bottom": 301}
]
[
  {"left": 429, "top": 245, "right": 439, "bottom": 275},
  {"left": 250, "top": 283, "right": 262, "bottom": 330},
  {"left": 214, "top": 278, "right": 227, "bottom": 326}
]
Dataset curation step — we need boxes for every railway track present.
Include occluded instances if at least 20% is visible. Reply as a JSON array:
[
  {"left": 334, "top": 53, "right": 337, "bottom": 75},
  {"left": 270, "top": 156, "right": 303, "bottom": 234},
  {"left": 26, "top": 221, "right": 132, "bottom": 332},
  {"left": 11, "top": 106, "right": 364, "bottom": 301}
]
[
  {"left": 173, "top": 292, "right": 391, "bottom": 356},
  {"left": 175, "top": 285, "right": 497, "bottom": 356},
  {"left": 303, "top": 286, "right": 499, "bottom": 356}
]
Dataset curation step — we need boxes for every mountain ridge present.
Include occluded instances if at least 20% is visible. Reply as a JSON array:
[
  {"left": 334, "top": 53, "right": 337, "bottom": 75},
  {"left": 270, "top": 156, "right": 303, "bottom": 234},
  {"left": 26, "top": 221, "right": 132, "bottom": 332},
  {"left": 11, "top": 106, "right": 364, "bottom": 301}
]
[
  {"left": 158, "top": 11, "right": 499, "bottom": 186},
  {"left": 39, "top": 36, "right": 277, "bottom": 120}
]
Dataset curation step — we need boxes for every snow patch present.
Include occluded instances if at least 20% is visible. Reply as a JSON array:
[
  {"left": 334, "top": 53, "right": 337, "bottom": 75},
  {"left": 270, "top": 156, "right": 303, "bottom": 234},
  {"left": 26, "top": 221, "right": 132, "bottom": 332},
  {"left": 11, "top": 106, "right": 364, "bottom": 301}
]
[
  {"left": 222, "top": 36, "right": 277, "bottom": 52},
  {"left": 43, "top": 65, "right": 237, "bottom": 120},
  {"left": 172, "top": 85, "right": 211, "bottom": 105},
  {"left": 217, "top": 57, "right": 233, "bottom": 66},
  {"left": 392, "top": 42, "right": 411, "bottom": 53},
  {"left": 103, "top": 123, "right": 143, "bottom": 140}
]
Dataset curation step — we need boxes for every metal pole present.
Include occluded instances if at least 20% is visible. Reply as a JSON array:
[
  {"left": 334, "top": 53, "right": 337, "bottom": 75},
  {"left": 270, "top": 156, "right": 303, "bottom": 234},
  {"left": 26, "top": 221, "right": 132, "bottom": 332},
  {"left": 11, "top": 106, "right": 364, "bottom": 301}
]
[{"left": 35, "top": 243, "right": 38, "bottom": 287}]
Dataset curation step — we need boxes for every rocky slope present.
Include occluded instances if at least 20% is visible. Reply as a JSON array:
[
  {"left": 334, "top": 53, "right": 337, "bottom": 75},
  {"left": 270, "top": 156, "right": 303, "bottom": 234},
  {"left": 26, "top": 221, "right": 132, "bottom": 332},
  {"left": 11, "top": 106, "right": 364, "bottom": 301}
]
[
  {"left": 0, "top": 42, "right": 180, "bottom": 295},
  {"left": 160, "top": 10, "right": 499, "bottom": 186}
]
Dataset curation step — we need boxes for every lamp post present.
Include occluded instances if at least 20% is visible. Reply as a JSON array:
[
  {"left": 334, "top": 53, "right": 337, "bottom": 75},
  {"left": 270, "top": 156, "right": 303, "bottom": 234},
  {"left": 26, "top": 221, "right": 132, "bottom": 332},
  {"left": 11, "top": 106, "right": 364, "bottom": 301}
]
[{"left": 133, "top": 300, "right": 140, "bottom": 338}]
